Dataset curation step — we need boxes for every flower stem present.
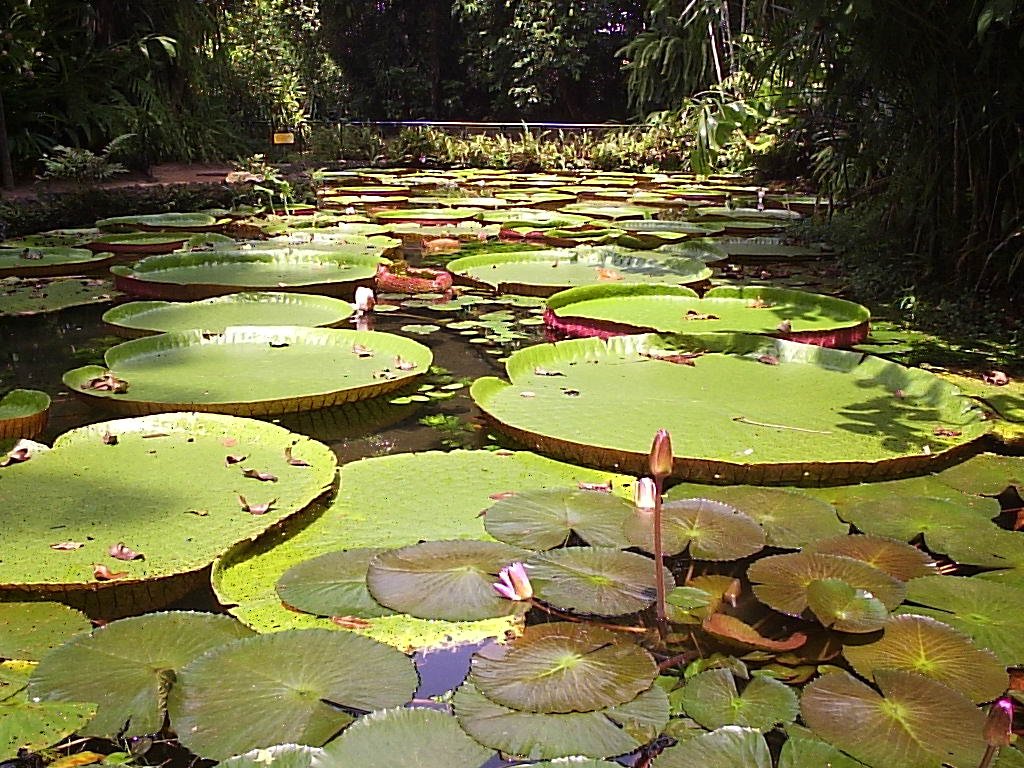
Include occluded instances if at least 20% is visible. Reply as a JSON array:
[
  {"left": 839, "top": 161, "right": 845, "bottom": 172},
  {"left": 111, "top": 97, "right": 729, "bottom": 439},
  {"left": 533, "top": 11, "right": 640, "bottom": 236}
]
[{"left": 653, "top": 476, "right": 669, "bottom": 639}]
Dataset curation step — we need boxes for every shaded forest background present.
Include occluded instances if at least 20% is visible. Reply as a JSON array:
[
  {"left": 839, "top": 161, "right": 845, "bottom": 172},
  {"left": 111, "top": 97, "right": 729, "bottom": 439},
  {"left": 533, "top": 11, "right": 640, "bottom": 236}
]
[{"left": 1, "top": 0, "right": 1022, "bottom": 299}]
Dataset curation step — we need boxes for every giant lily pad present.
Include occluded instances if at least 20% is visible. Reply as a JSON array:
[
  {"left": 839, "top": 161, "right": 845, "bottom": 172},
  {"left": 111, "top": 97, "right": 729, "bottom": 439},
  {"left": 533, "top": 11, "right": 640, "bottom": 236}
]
[
  {"left": 103, "top": 293, "right": 354, "bottom": 337},
  {"left": 84, "top": 232, "right": 188, "bottom": 255},
  {"left": 447, "top": 251, "right": 711, "bottom": 297},
  {"left": 471, "top": 334, "right": 988, "bottom": 484},
  {"left": 96, "top": 212, "right": 225, "bottom": 232},
  {"left": 0, "top": 413, "right": 335, "bottom": 615},
  {"left": 624, "top": 498, "right": 765, "bottom": 560},
  {"left": 168, "top": 629, "right": 418, "bottom": 759},
  {"left": 319, "top": 707, "right": 492, "bottom": 768},
  {"left": 63, "top": 326, "right": 431, "bottom": 416},
  {"left": 480, "top": 210, "right": 592, "bottom": 228},
  {"left": 0, "top": 602, "right": 91, "bottom": 661},
  {"left": 654, "top": 726, "right": 772, "bottom": 768},
  {"left": 838, "top": 495, "right": 1012, "bottom": 567},
  {"left": 544, "top": 285, "right": 869, "bottom": 346},
  {"left": 214, "top": 450, "right": 629, "bottom": 650},
  {"left": 29, "top": 612, "right": 253, "bottom": 738},
  {"left": 110, "top": 249, "right": 383, "bottom": 300},
  {"left": 0, "top": 390, "right": 50, "bottom": 440},
  {"left": 365, "top": 540, "right": 529, "bottom": 622},
  {"left": 371, "top": 208, "right": 484, "bottom": 224},
  {"left": 747, "top": 552, "right": 906, "bottom": 616},
  {"left": 0, "top": 277, "right": 120, "bottom": 317},
  {"left": 900, "top": 576, "right": 1024, "bottom": 665},
  {"left": 842, "top": 614, "right": 1007, "bottom": 703},
  {"left": 559, "top": 203, "right": 656, "bottom": 220},
  {"left": 525, "top": 547, "right": 671, "bottom": 616},
  {"left": 800, "top": 670, "right": 985, "bottom": 768},
  {"left": 276, "top": 548, "right": 394, "bottom": 619},
  {"left": 470, "top": 623, "right": 657, "bottom": 713},
  {"left": 0, "top": 247, "right": 113, "bottom": 278},
  {"left": 453, "top": 681, "right": 668, "bottom": 760},
  {"left": 482, "top": 488, "right": 632, "bottom": 549},
  {"left": 665, "top": 485, "right": 846, "bottom": 548}
]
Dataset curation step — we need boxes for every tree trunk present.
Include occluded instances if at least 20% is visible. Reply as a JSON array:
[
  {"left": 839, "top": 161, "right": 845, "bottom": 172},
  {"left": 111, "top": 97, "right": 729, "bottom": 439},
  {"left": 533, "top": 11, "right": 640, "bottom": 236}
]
[{"left": 0, "top": 88, "right": 14, "bottom": 189}]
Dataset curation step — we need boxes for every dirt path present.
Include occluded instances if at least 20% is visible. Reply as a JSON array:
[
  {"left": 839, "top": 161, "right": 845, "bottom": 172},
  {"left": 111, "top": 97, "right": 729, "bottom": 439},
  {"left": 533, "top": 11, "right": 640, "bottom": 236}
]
[{"left": 1, "top": 163, "right": 234, "bottom": 202}]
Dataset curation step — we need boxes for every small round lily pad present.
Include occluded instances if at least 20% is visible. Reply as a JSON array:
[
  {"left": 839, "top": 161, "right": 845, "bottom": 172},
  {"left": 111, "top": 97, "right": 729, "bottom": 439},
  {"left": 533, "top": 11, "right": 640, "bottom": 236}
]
[
  {"left": 625, "top": 498, "right": 766, "bottom": 560},
  {"left": 469, "top": 622, "right": 658, "bottom": 714},
  {"left": 0, "top": 602, "right": 92, "bottom": 661},
  {"left": 526, "top": 547, "right": 671, "bottom": 616},
  {"left": 673, "top": 669, "right": 799, "bottom": 732},
  {"left": 365, "top": 540, "right": 530, "bottom": 622},
  {"left": 276, "top": 548, "right": 395, "bottom": 619},
  {"left": 482, "top": 489, "right": 632, "bottom": 550},
  {"left": 168, "top": 629, "right": 418, "bottom": 759}
]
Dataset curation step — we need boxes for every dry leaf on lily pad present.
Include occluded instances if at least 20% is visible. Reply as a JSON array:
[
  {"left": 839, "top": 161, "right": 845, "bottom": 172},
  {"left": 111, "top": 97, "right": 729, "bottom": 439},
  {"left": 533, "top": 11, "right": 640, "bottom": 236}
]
[
  {"left": 702, "top": 613, "right": 807, "bottom": 652},
  {"left": 238, "top": 495, "right": 276, "bottom": 515},
  {"left": 107, "top": 542, "right": 144, "bottom": 561},
  {"left": 92, "top": 565, "right": 128, "bottom": 581},
  {"left": 241, "top": 468, "right": 278, "bottom": 482}
]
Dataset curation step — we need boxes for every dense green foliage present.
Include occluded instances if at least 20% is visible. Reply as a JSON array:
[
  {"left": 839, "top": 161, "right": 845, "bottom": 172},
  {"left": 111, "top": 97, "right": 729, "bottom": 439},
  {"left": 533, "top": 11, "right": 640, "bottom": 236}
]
[{"left": 2, "top": 0, "right": 1022, "bottom": 297}]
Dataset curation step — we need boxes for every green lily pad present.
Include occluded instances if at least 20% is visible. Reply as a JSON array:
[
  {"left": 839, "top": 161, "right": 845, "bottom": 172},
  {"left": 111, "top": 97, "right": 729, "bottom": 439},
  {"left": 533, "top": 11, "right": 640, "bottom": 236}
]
[
  {"left": 0, "top": 247, "right": 114, "bottom": 278},
  {"left": 276, "top": 549, "right": 395, "bottom": 619},
  {"left": 482, "top": 210, "right": 592, "bottom": 228},
  {"left": 900, "top": 576, "right": 1024, "bottom": 665},
  {"left": 453, "top": 681, "right": 668, "bottom": 760},
  {"left": 102, "top": 293, "right": 354, "bottom": 336},
  {"left": 482, "top": 488, "right": 632, "bottom": 549},
  {"left": 804, "top": 535, "right": 936, "bottom": 580},
  {"left": 399, "top": 324, "right": 441, "bottom": 335},
  {"left": 778, "top": 733, "right": 871, "bottom": 768},
  {"left": 800, "top": 669, "right": 985, "bottom": 768},
  {"left": 168, "top": 629, "right": 418, "bottom": 760},
  {"left": 526, "top": 547, "right": 671, "bottom": 616},
  {"left": 472, "top": 333, "right": 988, "bottom": 484},
  {"left": 85, "top": 232, "right": 189, "bottom": 255},
  {"left": 319, "top": 707, "right": 492, "bottom": 768},
  {"left": 935, "top": 453, "right": 1024, "bottom": 496},
  {"left": 0, "top": 662, "right": 31, "bottom": 701},
  {"left": 64, "top": 326, "right": 431, "bottom": 416},
  {"left": 214, "top": 450, "right": 629, "bottom": 650},
  {"left": 0, "top": 696, "right": 96, "bottom": 757},
  {"left": 372, "top": 208, "right": 484, "bottom": 224},
  {"left": 560, "top": 203, "right": 656, "bottom": 220},
  {"left": 365, "top": 540, "right": 529, "bottom": 622},
  {"left": 470, "top": 622, "right": 657, "bottom": 713},
  {"left": 96, "top": 212, "right": 224, "bottom": 232},
  {"left": 0, "top": 277, "right": 120, "bottom": 317},
  {"left": 838, "top": 495, "right": 1012, "bottom": 567},
  {"left": 0, "top": 389, "right": 50, "bottom": 440},
  {"left": 447, "top": 251, "right": 712, "bottom": 297},
  {"left": 673, "top": 669, "right": 799, "bottom": 731},
  {"left": 220, "top": 745, "right": 326, "bottom": 768},
  {"left": 0, "top": 413, "right": 335, "bottom": 614},
  {"left": 624, "top": 498, "right": 765, "bottom": 560},
  {"left": 654, "top": 726, "right": 772, "bottom": 768},
  {"left": 747, "top": 552, "right": 906, "bottom": 616},
  {"left": 29, "top": 612, "right": 253, "bottom": 738},
  {"left": 843, "top": 614, "right": 1007, "bottom": 703},
  {"left": 666, "top": 485, "right": 846, "bottom": 548},
  {"left": 111, "top": 248, "right": 383, "bottom": 300},
  {"left": 717, "top": 239, "right": 831, "bottom": 259},
  {"left": 545, "top": 285, "right": 869, "bottom": 345},
  {"left": 0, "top": 603, "right": 91, "bottom": 661},
  {"left": 805, "top": 578, "right": 889, "bottom": 632}
]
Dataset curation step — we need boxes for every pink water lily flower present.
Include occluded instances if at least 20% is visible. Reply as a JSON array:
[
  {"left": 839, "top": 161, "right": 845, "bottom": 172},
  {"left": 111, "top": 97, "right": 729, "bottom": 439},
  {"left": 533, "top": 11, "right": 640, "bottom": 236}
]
[{"left": 493, "top": 562, "right": 533, "bottom": 601}]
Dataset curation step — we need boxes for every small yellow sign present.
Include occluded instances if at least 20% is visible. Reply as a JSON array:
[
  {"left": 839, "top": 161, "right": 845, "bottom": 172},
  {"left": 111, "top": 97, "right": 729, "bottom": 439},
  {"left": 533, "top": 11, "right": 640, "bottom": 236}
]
[{"left": 272, "top": 132, "right": 295, "bottom": 145}]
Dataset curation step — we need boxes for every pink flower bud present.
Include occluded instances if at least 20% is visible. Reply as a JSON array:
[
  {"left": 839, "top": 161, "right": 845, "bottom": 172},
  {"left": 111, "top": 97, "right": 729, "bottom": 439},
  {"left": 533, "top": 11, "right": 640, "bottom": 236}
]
[
  {"left": 633, "top": 477, "right": 657, "bottom": 510},
  {"left": 649, "top": 429, "right": 673, "bottom": 480},
  {"left": 984, "top": 697, "right": 1014, "bottom": 747}
]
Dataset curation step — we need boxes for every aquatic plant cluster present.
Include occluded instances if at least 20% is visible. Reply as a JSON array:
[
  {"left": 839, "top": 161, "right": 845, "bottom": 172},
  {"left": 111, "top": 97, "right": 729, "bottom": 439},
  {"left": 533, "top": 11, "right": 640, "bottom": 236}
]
[{"left": 0, "top": 168, "right": 1022, "bottom": 768}]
